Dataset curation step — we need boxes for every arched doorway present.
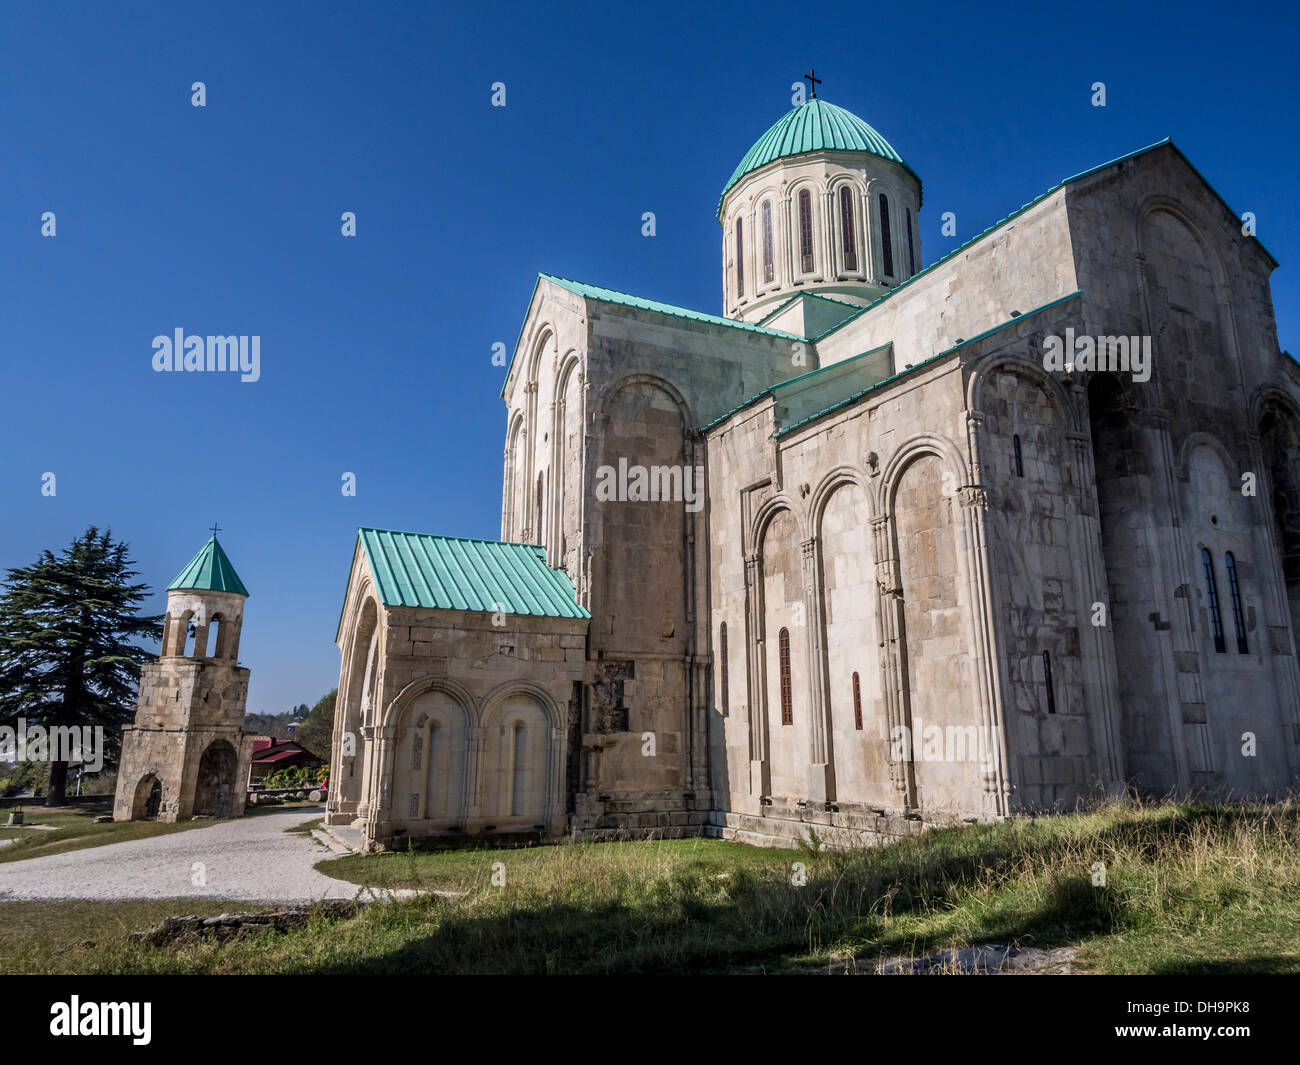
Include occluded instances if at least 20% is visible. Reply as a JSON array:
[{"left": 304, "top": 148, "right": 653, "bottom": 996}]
[
  {"left": 193, "top": 740, "right": 238, "bottom": 818},
  {"left": 132, "top": 774, "right": 162, "bottom": 820}
]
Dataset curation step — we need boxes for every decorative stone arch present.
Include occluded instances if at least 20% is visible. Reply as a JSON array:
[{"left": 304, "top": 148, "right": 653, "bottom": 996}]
[
  {"left": 966, "top": 350, "right": 1082, "bottom": 434},
  {"left": 552, "top": 353, "right": 584, "bottom": 563},
  {"left": 863, "top": 175, "right": 905, "bottom": 281},
  {"left": 827, "top": 174, "right": 868, "bottom": 277},
  {"left": 504, "top": 409, "right": 527, "bottom": 541},
  {"left": 385, "top": 676, "right": 476, "bottom": 828},
  {"left": 1175, "top": 430, "right": 1239, "bottom": 484},
  {"left": 1134, "top": 194, "right": 1245, "bottom": 402},
  {"left": 594, "top": 371, "right": 697, "bottom": 433},
  {"left": 480, "top": 680, "right": 563, "bottom": 731},
  {"left": 809, "top": 464, "right": 875, "bottom": 532},
  {"left": 524, "top": 324, "right": 554, "bottom": 386},
  {"left": 877, "top": 433, "right": 969, "bottom": 519},
  {"left": 807, "top": 465, "right": 878, "bottom": 802},
  {"left": 1253, "top": 389, "right": 1300, "bottom": 648},
  {"left": 785, "top": 176, "right": 824, "bottom": 278},
  {"left": 478, "top": 682, "right": 564, "bottom": 829},
  {"left": 1251, "top": 384, "right": 1300, "bottom": 432},
  {"left": 332, "top": 587, "right": 381, "bottom": 815},
  {"left": 382, "top": 675, "right": 480, "bottom": 730},
  {"left": 750, "top": 494, "right": 808, "bottom": 556},
  {"left": 1135, "top": 195, "right": 1232, "bottom": 291}
]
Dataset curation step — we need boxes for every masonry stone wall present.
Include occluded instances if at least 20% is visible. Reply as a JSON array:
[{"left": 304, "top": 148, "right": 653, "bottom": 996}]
[
  {"left": 114, "top": 587, "right": 255, "bottom": 824},
  {"left": 327, "top": 554, "right": 588, "bottom": 851}
]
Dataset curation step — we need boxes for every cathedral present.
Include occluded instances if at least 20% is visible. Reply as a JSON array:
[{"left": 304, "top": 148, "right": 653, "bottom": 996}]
[{"left": 327, "top": 89, "right": 1300, "bottom": 851}]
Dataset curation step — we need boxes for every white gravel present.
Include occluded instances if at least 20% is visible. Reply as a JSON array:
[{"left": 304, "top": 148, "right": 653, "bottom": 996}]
[{"left": 0, "top": 806, "right": 389, "bottom": 903}]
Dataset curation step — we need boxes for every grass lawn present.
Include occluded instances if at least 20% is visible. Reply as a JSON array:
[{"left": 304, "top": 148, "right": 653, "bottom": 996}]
[{"left": 2, "top": 799, "right": 1298, "bottom": 974}]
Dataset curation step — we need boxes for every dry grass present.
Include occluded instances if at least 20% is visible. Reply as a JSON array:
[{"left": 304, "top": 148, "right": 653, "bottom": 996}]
[{"left": 3, "top": 797, "right": 1298, "bottom": 974}]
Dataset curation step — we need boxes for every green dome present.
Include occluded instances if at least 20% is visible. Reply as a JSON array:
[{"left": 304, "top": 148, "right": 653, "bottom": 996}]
[{"left": 718, "top": 98, "right": 910, "bottom": 219}]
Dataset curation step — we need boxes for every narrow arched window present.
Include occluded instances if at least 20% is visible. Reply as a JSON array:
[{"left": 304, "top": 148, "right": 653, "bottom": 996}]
[
  {"left": 1202, "top": 548, "right": 1226, "bottom": 654},
  {"left": 535, "top": 472, "right": 544, "bottom": 547},
  {"left": 878, "top": 193, "right": 894, "bottom": 278},
  {"left": 1043, "top": 651, "right": 1056, "bottom": 714},
  {"left": 852, "top": 671, "right": 863, "bottom": 730},
  {"left": 798, "top": 189, "right": 814, "bottom": 273},
  {"left": 510, "top": 721, "right": 527, "bottom": 816},
  {"left": 839, "top": 187, "right": 857, "bottom": 272},
  {"left": 735, "top": 218, "right": 744, "bottom": 298},
  {"left": 1013, "top": 434, "right": 1024, "bottom": 477},
  {"left": 761, "top": 200, "right": 774, "bottom": 283},
  {"left": 779, "top": 627, "right": 793, "bottom": 724},
  {"left": 719, "top": 623, "right": 729, "bottom": 717},
  {"left": 906, "top": 207, "right": 916, "bottom": 276},
  {"left": 1225, "top": 552, "right": 1248, "bottom": 653}
]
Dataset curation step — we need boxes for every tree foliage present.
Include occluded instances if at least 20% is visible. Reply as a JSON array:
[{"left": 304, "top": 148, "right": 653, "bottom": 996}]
[{"left": 0, "top": 527, "right": 162, "bottom": 805}]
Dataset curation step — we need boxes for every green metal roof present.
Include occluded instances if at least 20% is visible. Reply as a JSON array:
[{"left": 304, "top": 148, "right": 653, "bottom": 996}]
[
  {"left": 357, "top": 528, "right": 590, "bottom": 620},
  {"left": 167, "top": 536, "right": 249, "bottom": 597},
  {"left": 501, "top": 273, "right": 807, "bottom": 397},
  {"left": 718, "top": 98, "right": 913, "bottom": 219},
  {"left": 775, "top": 290, "right": 1085, "bottom": 438},
  {"left": 540, "top": 273, "right": 806, "bottom": 340}
]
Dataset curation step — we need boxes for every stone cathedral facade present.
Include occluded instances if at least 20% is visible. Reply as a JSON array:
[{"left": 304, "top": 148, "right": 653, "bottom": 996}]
[{"left": 328, "top": 94, "right": 1300, "bottom": 851}]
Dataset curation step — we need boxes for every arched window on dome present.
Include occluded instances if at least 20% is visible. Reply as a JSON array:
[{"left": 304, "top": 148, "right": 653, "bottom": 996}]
[
  {"left": 906, "top": 207, "right": 916, "bottom": 276},
  {"left": 878, "top": 193, "right": 894, "bottom": 279},
  {"left": 761, "top": 200, "right": 775, "bottom": 284},
  {"left": 839, "top": 187, "right": 857, "bottom": 272},
  {"left": 798, "top": 189, "right": 814, "bottom": 273},
  {"left": 735, "top": 218, "right": 744, "bottom": 298}
]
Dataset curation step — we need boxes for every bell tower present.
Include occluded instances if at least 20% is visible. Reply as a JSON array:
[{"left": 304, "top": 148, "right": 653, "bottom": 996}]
[{"left": 114, "top": 533, "right": 258, "bottom": 822}]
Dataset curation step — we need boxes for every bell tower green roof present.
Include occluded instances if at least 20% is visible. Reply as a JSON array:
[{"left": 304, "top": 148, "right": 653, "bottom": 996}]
[
  {"left": 167, "top": 535, "right": 249, "bottom": 597},
  {"left": 718, "top": 98, "right": 911, "bottom": 219}
]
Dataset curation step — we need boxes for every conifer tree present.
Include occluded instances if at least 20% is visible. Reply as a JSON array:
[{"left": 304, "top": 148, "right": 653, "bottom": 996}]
[{"left": 0, "top": 527, "right": 162, "bottom": 805}]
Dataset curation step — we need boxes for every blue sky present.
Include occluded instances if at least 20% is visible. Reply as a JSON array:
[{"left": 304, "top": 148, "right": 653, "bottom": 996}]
[{"left": 1, "top": 0, "right": 1295, "bottom": 715}]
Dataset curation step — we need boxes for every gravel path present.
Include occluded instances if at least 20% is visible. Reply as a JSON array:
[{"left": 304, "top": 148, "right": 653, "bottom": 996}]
[{"left": 0, "top": 806, "right": 382, "bottom": 903}]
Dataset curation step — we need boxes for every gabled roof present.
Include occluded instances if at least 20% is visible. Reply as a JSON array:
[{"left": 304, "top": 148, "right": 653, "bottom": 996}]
[
  {"left": 501, "top": 272, "right": 807, "bottom": 398},
  {"left": 540, "top": 273, "right": 806, "bottom": 340},
  {"left": 718, "top": 98, "right": 916, "bottom": 219},
  {"left": 808, "top": 137, "right": 1277, "bottom": 346},
  {"left": 167, "top": 536, "right": 249, "bottom": 597},
  {"left": 356, "top": 528, "right": 590, "bottom": 620}
]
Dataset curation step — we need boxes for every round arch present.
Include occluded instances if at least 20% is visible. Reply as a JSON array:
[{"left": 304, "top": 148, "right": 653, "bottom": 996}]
[
  {"left": 382, "top": 675, "right": 479, "bottom": 730},
  {"left": 966, "top": 351, "right": 1081, "bottom": 433},
  {"left": 809, "top": 464, "right": 875, "bottom": 531},
  {"left": 751, "top": 495, "right": 807, "bottom": 554},
  {"left": 877, "top": 433, "right": 969, "bottom": 518}
]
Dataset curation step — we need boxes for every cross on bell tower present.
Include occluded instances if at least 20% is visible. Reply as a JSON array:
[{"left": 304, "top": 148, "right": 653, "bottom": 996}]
[{"left": 803, "top": 69, "right": 822, "bottom": 99}]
